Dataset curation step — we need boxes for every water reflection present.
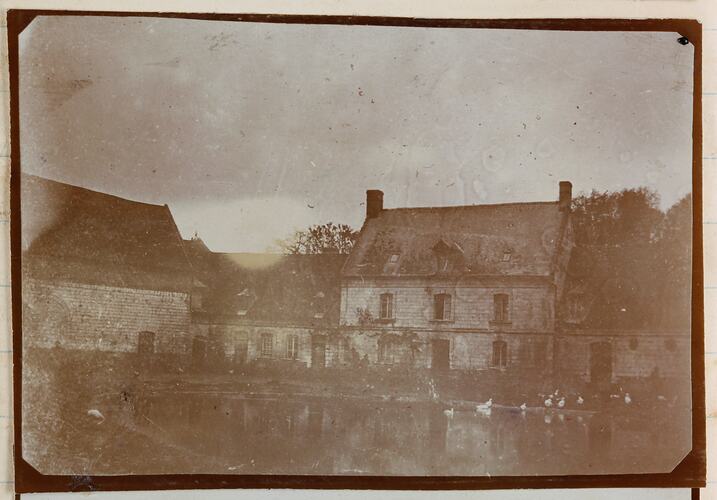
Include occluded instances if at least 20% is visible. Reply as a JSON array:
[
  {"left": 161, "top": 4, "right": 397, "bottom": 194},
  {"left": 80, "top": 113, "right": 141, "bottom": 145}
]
[{"left": 122, "top": 392, "right": 688, "bottom": 476}]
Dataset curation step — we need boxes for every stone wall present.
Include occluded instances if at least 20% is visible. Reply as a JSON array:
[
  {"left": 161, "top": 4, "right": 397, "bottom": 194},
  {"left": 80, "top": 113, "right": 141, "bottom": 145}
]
[
  {"left": 341, "top": 279, "right": 555, "bottom": 332},
  {"left": 22, "top": 278, "right": 192, "bottom": 354},
  {"left": 324, "top": 327, "right": 554, "bottom": 372},
  {"left": 556, "top": 332, "right": 691, "bottom": 383}
]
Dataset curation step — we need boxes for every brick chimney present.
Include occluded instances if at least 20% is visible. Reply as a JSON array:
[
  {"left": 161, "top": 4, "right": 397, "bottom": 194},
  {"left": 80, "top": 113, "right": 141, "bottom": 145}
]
[
  {"left": 559, "top": 181, "right": 572, "bottom": 212},
  {"left": 366, "top": 190, "right": 384, "bottom": 219}
]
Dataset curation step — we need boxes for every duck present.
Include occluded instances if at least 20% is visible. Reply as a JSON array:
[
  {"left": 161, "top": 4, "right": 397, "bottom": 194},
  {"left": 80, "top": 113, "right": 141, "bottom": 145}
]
[
  {"left": 624, "top": 393, "right": 632, "bottom": 405},
  {"left": 576, "top": 395, "right": 584, "bottom": 406},
  {"left": 557, "top": 397, "right": 566, "bottom": 409},
  {"left": 519, "top": 402, "right": 528, "bottom": 411},
  {"left": 443, "top": 408, "right": 455, "bottom": 418},
  {"left": 544, "top": 396, "right": 553, "bottom": 408},
  {"left": 476, "top": 398, "right": 493, "bottom": 412},
  {"left": 87, "top": 409, "right": 105, "bottom": 423}
]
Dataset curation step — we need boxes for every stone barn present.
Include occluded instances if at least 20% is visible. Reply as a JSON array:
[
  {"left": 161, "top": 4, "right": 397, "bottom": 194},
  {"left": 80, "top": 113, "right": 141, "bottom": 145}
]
[{"left": 21, "top": 174, "right": 194, "bottom": 358}]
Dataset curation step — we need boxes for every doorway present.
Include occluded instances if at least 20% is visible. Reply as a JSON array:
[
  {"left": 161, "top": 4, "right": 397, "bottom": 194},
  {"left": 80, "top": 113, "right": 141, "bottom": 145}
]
[
  {"left": 311, "top": 336, "right": 326, "bottom": 368},
  {"left": 431, "top": 339, "right": 450, "bottom": 371},
  {"left": 589, "top": 341, "right": 613, "bottom": 387},
  {"left": 137, "top": 331, "right": 155, "bottom": 356}
]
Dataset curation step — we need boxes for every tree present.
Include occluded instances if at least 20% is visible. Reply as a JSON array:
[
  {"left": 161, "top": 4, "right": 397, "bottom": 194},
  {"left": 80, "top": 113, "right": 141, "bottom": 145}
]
[
  {"left": 277, "top": 222, "right": 359, "bottom": 255},
  {"left": 654, "top": 193, "right": 692, "bottom": 330},
  {"left": 566, "top": 187, "right": 691, "bottom": 331}
]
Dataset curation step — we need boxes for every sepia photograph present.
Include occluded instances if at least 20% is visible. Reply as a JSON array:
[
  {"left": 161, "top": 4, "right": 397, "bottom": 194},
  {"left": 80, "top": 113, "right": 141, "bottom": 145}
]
[{"left": 14, "top": 14, "right": 697, "bottom": 479}]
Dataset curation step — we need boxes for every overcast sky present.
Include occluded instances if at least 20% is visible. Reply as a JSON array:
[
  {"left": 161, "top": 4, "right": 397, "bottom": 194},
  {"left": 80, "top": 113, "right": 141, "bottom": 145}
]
[{"left": 19, "top": 16, "right": 694, "bottom": 252}]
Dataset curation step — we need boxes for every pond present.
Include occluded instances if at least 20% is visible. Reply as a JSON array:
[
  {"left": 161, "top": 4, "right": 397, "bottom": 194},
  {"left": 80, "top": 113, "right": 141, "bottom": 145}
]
[{"left": 86, "top": 391, "right": 689, "bottom": 476}]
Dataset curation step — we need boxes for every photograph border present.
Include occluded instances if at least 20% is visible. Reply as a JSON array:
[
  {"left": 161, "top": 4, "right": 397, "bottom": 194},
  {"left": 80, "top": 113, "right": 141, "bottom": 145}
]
[{"left": 7, "top": 10, "right": 706, "bottom": 493}]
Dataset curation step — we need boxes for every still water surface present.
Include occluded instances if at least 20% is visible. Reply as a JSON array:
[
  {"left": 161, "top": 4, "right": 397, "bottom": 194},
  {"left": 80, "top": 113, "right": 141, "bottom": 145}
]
[{"left": 111, "top": 392, "right": 689, "bottom": 476}]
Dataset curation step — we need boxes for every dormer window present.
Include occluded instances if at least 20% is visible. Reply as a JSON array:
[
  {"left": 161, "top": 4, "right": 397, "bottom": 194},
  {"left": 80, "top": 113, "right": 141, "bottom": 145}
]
[
  {"left": 434, "top": 293, "right": 452, "bottom": 321},
  {"left": 438, "top": 256, "right": 450, "bottom": 272},
  {"left": 236, "top": 288, "right": 255, "bottom": 316},
  {"left": 379, "top": 293, "right": 394, "bottom": 319},
  {"left": 313, "top": 291, "right": 327, "bottom": 319}
]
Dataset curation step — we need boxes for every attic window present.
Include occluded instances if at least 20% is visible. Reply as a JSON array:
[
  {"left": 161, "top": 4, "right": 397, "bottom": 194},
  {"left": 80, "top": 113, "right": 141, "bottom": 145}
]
[
  {"left": 314, "top": 291, "right": 327, "bottom": 319},
  {"left": 502, "top": 252, "right": 512, "bottom": 262},
  {"left": 236, "top": 288, "right": 254, "bottom": 316}
]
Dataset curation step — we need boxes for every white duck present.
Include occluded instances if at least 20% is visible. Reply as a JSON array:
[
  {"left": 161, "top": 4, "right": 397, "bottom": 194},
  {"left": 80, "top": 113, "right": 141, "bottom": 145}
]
[
  {"left": 519, "top": 402, "right": 528, "bottom": 411},
  {"left": 557, "top": 397, "right": 566, "bottom": 409},
  {"left": 624, "top": 393, "right": 632, "bottom": 405},
  {"left": 544, "top": 396, "right": 553, "bottom": 408},
  {"left": 576, "top": 395, "right": 584, "bottom": 406},
  {"left": 87, "top": 409, "right": 105, "bottom": 423},
  {"left": 443, "top": 408, "right": 455, "bottom": 418},
  {"left": 476, "top": 398, "right": 493, "bottom": 412}
]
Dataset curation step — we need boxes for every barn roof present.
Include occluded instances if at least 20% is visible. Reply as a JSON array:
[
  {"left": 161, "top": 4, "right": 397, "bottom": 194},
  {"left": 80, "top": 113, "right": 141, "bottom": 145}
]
[
  {"left": 184, "top": 239, "right": 345, "bottom": 326},
  {"left": 343, "top": 201, "right": 568, "bottom": 278},
  {"left": 21, "top": 174, "right": 192, "bottom": 291}
]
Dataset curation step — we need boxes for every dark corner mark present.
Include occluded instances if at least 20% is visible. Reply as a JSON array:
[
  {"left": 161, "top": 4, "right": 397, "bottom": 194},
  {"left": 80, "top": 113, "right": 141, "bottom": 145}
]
[{"left": 678, "top": 36, "right": 690, "bottom": 46}]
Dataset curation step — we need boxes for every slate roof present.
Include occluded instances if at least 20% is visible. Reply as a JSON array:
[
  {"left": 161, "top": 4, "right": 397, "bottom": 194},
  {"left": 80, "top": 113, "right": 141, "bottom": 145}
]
[
  {"left": 184, "top": 238, "right": 345, "bottom": 326},
  {"left": 343, "top": 201, "right": 568, "bottom": 278},
  {"left": 21, "top": 174, "right": 192, "bottom": 292}
]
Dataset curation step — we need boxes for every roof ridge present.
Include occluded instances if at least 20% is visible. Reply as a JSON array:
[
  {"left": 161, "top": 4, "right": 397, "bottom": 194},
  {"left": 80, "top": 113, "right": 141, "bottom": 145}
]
[
  {"left": 22, "top": 173, "right": 167, "bottom": 209},
  {"left": 382, "top": 200, "right": 558, "bottom": 212}
]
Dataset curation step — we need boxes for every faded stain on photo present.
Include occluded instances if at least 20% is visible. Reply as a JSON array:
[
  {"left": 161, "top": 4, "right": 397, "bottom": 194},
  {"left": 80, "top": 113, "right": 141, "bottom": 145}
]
[{"left": 18, "top": 15, "right": 693, "bottom": 476}]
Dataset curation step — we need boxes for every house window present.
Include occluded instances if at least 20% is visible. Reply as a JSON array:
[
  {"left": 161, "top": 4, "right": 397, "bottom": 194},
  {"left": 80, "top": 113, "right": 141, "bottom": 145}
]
[
  {"left": 261, "top": 333, "right": 273, "bottom": 358},
  {"left": 567, "top": 294, "right": 585, "bottom": 322},
  {"left": 491, "top": 340, "right": 508, "bottom": 368},
  {"left": 379, "top": 293, "right": 394, "bottom": 319},
  {"left": 378, "top": 341, "right": 392, "bottom": 364},
  {"left": 493, "top": 294, "right": 510, "bottom": 323},
  {"left": 434, "top": 293, "right": 452, "bottom": 320},
  {"left": 287, "top": 335, "right": 299, "bottom": 360}
]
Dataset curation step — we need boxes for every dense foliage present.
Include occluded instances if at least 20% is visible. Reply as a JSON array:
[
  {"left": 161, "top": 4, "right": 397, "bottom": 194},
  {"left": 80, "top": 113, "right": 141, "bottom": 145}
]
[{"left": 567, "top": 188, "right": 691, "bottom": 331}]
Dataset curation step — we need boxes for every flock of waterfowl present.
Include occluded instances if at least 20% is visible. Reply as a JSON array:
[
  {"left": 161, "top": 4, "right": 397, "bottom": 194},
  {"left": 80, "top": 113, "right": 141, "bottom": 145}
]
[{"left": 442, "top": 388, "right": 635, "bottom": 419}]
